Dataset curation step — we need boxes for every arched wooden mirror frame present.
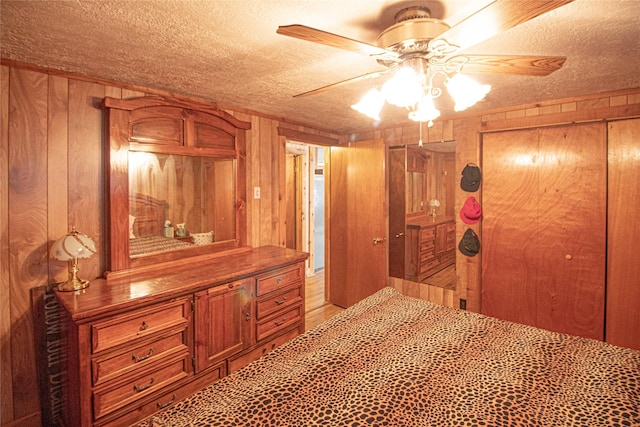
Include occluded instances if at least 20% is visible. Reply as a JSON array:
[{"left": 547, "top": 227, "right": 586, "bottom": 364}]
[{"left": 103, "top": 95, "right": 251, "bottom": 274}]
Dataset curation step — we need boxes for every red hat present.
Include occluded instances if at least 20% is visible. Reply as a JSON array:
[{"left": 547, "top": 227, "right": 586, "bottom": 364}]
[{"left": 460, "top": 196, "right": 482, "bottom": 224}]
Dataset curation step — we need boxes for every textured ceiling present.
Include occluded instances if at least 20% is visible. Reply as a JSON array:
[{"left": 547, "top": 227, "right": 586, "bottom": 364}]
[{"left": 1, "top": 0, "right": 639, "bottom": 134}]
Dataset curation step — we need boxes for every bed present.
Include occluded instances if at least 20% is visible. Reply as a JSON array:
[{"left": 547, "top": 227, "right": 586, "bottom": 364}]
[
  {"left": 129, "top": 193, "right": 195, "bottom": 256},
  {"left": 138, "top": 287, "right": 639, "bottom": 427}
]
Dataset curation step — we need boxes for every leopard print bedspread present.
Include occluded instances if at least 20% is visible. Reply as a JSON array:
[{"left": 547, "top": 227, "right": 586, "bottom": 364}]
[{"left": 138, "top": 287, "right": 640, "bottom": 427}]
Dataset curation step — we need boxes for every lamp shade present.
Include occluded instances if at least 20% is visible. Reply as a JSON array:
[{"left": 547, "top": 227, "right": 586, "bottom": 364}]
[
  {"left": 51, "top": 228, "right": 97, "bottom": 261},
  {"left": 51, "top": 227, "right": 97, "bottom": 292}
]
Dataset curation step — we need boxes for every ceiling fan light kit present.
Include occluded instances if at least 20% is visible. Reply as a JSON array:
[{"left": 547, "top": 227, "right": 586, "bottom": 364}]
[
  {"left": 351, "top": 55, "right": 491, "bottom": 126},
  {"left": 277, "top": 0, "right": 573, "bottom": 128}
]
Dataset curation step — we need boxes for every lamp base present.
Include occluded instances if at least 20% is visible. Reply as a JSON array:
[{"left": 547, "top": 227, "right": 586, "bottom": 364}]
[{"left": 57, "top": 277, "right": 90, "bottom": 292}]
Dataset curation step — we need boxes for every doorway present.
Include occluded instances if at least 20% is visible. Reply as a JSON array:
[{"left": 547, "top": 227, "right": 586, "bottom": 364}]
[
  {"left": 286, "top": 142, "right": 325, "bottom": 291},
  {"left": 286, "top": 142, "right": 326, "bottom": 313}
]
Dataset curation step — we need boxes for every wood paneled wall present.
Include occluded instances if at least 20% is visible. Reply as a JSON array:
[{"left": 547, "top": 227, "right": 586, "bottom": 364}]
[
  {"left": 1, "top": 61, "right": 639, "bottom": 426},
  {"left": 0, "top": 64, "right": 338, "bottom": 426}
]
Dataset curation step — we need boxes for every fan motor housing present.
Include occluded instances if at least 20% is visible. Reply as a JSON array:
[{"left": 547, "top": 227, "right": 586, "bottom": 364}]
[{"left": 377, "top": 18, "right": 450, "bottom": 51}]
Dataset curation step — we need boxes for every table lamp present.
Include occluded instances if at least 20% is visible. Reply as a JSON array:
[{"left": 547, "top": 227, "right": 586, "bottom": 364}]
[{"left": 51, "top": 226, "right": 97, "bottom": 291}]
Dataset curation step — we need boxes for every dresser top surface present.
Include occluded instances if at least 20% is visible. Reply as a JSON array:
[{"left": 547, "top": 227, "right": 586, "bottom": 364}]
[
  {"left": 56, "top": 245, "right": 308, "bottom": 322},
  {"left": 406, "top": 216, "right": 455, "bottom": 228}
]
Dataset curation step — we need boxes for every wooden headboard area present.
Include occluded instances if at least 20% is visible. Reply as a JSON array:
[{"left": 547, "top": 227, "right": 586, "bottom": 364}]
[{"left": 129, "top": 193, "right": 166, "bottom": 238}]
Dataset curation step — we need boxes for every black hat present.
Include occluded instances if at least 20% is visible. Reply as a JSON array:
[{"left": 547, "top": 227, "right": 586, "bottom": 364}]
[
  {"left": 459, "top": 228, "right": 480, "bottom": 257},
  {"left": 460, "top": 164, "right": 481, "bottom": 192}
]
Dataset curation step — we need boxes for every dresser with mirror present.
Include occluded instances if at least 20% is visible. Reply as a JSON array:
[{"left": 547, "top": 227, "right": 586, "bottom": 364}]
[{"left": 54, "top": 96, "right": 308, "bottom": 426}]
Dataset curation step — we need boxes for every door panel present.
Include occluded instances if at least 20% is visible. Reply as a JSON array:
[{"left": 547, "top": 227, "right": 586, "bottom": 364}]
[
  {"left": 535, "top": 125, "right": 606, "bottom": 337},
  {"left": 481, "top": 123, "right": 606, "bottom": 340},
  {"left": 481, "top": 128, "right": 539, "bottom": 327},
  {"left": 328, "top": 139, "right": 387, "bottom": 308},
  {"left": 607, "top": 118, "right": 640, "bottom": 350}
]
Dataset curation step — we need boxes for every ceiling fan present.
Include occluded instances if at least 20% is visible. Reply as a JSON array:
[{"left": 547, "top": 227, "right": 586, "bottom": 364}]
[{"left": 277, "top": 0, "right": 574, "bottom": 124}]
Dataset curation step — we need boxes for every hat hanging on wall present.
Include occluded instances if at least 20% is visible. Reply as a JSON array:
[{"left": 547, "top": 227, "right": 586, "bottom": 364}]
[
  {"left": 460, "top": 196, "right": 482, "bottom": 224},
  {"left": 460, "top": 164, "right": 481, "bottom": 192},
  {"left": 459, "top": 228, "right": 480, "bottom": 257}
]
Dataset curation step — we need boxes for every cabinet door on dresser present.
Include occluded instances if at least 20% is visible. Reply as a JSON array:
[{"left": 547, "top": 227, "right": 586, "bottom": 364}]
[{"left": 194, "top": 278, "right": 255, "bottom": 373}]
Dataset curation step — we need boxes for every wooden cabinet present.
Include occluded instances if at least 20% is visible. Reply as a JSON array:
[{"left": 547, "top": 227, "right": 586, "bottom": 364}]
[
  {"left": 406, "top": 218, "right": 456, "bottom": 282},
  {"left": 56, "top": 246, "right": 307, "bottom": 426}
]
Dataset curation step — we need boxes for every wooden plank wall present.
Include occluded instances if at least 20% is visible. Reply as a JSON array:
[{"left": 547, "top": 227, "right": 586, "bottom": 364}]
[{"left": 0, "top": 64, "right": 338, "bottom": 426}]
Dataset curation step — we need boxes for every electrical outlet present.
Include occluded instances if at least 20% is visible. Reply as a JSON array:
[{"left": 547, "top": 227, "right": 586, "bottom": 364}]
[
  {"left": 460, "top": 299, "right": 466, "bottom": 310},
  {"left": 253, "top": 187, "right": 261, "bottom": 199}
]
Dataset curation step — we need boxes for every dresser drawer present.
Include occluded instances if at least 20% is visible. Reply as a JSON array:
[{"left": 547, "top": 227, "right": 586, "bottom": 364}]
[
  {"left": 256, "top": 264, "right": 303, "bottom": 296},
  {"left": 420, "top": 240, "right": 435, "bottom": 252},
  {"left": 96, "top": 363, "right": 224, "bottom": 427},
  {"left": 92, "top": 328, "right": 189, "bottom": 386},
  {"left": 256, "top": 304, "right": 303, "bottom": 341},
  {"left": 93, "top": 352, "right": 190, "bottom": 419},
  {"left": 420, "top": 248, "right": 435, "bottom": 262},
  {"left": 440, "top": 251, "right": 455, "bottom": 267},
  {"left": 420, "top": 228, "right": 435, "bottom": 240},
  {"left": 256, "top": 285, "right": 302, "bottom": 319},
  {"left": 91, "top": 298, "right": 190, "bottom": 354},
  {"left": 228, "top": 327, "right": 300, "bottom": 373}
]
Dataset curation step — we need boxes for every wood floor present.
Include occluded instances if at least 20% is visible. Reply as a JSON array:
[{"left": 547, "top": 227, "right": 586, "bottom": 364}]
[
  {"left": 422, "top": 265, "right": 456, "bottom": 290},
  {"left": 304, "top": 269, "right": 343, "bottom": 331}
]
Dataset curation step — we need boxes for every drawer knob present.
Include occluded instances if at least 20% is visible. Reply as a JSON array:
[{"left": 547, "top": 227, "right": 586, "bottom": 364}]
[
  {"left": 134, "top": 376, "right": 156, "bottom": 393},
  {"left": 139, "top": 321, "right": 148, "bottom": 331},
  {"left": 245, "top": 312, "right": 251, "bottom": 321},
  {"left": 132, "top": 348, "right": 154, "bottom": 363},
  {"left": 274, "top": 318, "right": 287, "bottom": 326},
  {"left": 275, "top": 297, "right": 287, "bottom": 305},
  {"left": 276, "top": 277, "right": 282, "bottom": 284}
]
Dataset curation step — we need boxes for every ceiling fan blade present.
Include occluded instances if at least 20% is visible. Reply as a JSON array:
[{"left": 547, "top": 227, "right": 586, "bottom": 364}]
[
  {"left": 435, "top": 0, "right": 574, "bottom": 52},
  {"left": 454, "top": 54, "right": 567, "bottom": 76},
  {"left": 293, "top": 70, "right": 390, "bottom": 98},
  {"left": 277, "top": 24, "right": 398, "bottom": 60}
]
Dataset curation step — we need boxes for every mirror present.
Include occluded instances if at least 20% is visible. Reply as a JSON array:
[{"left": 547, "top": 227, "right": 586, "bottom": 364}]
[
  {"left": 406, "top": 171, "right": 426, "bottom": 214},
  {"left": 388, "top": 142, "right": 456, "bottom": 288},
  {"left": 128, "top": 152, "right": 236, "bottom": 258},
  {"left": 103, "top": 95, "right": 250, "bottom": 274}
]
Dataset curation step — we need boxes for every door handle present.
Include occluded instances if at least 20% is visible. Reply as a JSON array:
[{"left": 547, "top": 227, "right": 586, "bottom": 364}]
[
  {"left": 373, "top": 237, "right": 386, "bottom": 245},
  {"left": 395, "top": 232, "right": 404, "bottom": 238}
]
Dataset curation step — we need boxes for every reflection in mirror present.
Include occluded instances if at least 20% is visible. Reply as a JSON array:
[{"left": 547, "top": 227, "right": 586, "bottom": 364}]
[
  {"left": 128, "top": 152, "right": 235, "bottom": 258},
  {"left": 406, "top": 171, "right": 426, "bottom": 214}
]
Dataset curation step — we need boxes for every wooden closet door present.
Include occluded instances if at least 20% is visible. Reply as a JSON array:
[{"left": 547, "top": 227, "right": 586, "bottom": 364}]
[
  {"left": 482, "top": 123, "right": 606, "bottom": 340},
  {"left": 607, "top": 118, "right": 640, "bottom": 350}
]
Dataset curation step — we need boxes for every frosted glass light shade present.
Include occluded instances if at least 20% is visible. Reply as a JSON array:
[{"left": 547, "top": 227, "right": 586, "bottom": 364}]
[
  {"left": 51, "top": 228, "right": 97, "bottom": 292},
  {"left": 446, "top": 73, "right": 491, "bottom": 112},
  {"left": 381, "top": 67, "right": 422, "bottom": 108},
  {"left": 51, "top": 229, "right": 97, "bottom": 261},
  {"left": 351, "top": 88, "right": 385, "bottom": 121},
  {"left": 408, "top": 95, "right": 441, "bottom": 123}
]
